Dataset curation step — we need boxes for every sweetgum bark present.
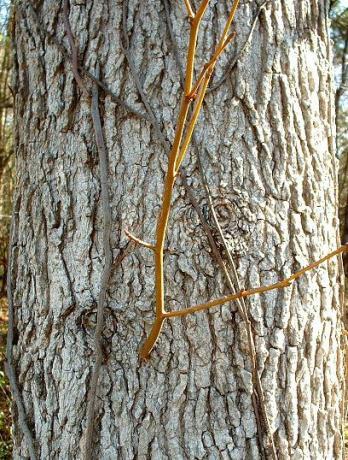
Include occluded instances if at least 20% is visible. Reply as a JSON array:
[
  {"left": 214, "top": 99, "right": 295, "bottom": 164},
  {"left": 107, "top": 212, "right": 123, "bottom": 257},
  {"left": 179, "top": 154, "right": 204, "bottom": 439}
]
[{"left": 10, "top": 0, "right": 344, "bottom": 458}]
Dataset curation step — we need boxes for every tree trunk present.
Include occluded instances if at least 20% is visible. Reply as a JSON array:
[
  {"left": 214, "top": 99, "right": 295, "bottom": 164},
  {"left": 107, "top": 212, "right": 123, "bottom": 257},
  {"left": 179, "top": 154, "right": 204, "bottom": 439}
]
[{"left": 9, "top": 1, "right": 344, "bottom": 459}]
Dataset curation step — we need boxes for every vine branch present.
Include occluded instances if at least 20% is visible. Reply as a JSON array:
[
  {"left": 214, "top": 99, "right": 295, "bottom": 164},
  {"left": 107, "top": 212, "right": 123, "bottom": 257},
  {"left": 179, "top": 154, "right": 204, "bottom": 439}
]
[
  {"left": 195, "top": 146, "right": 275, "bottom": 459},
  {"left": 24, "top": 2, "right": 151, "bottom": 123},
  {"left": 81, "top": 66, "right": 113, "bottom": 460},
  {"left": 62, "top": 0, "right": 86, "bottom": 94}
]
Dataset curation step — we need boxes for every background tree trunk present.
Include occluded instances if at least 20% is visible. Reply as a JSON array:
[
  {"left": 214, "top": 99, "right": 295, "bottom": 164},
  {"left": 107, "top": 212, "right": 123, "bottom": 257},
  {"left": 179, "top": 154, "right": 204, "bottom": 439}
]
[{"left": 9, "top": 0, "right": 344, "bottom": 458}]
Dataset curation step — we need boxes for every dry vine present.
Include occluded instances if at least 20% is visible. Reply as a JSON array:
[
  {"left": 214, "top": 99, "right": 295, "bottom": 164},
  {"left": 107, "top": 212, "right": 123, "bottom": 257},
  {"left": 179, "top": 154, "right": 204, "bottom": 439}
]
[
  {"left": 195, "top": 147, "right": 277, "bottom": 459},
  {"left": 24, "top": 1, "right": 151, "bottom": 123},
  {"left": 81, "top": 67, "right": 112, "bottom": 460},
  {"left": 8, "top": 3, "right": 137, "bottom": 459}
]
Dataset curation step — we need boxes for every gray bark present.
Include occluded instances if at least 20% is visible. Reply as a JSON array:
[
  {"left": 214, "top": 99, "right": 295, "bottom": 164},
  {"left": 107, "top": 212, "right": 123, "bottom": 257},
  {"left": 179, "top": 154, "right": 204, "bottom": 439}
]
[{"left": 9, "top": 0, "right": 344, "bottom": 459}]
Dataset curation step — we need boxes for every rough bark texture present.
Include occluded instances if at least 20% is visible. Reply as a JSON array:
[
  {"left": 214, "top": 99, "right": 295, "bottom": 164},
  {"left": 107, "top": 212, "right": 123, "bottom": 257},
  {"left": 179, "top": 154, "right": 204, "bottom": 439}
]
[{"left": 10, "top": 0, "right": 344, "bottom": 458}]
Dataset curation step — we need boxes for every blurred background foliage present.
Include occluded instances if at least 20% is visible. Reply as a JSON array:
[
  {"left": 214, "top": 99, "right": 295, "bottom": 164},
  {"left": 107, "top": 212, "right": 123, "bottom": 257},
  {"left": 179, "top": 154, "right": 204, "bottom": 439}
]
[
  {"left": 0, "top": 0, "right": 12, "bottom": 298},
  {"left": 0, "top": 1, "right": 346, "bottom": 459},
  {"left": 332, "top": 1, "right": 348, "bottom": 243},
  {"left": 0, "top": 0, "right": 12, "bottom": 457},
  {"left": 331, "top": 2, "right": 348, "bottom": 454}
]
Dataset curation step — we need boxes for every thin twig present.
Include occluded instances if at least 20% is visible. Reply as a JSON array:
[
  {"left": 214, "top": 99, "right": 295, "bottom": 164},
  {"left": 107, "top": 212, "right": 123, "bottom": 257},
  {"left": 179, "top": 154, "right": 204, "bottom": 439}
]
[
  {"left": 124, "top": 229, "right": 155, "bottom": 250},
  {"left": 209, "top": 0, "right": 271, "bottom": 92},
  {"left": 82, "top": 67, "right": 113, "bottom": 460},
  {"left": 183, "top": 0, "right": 195, "bottom": 18},
  {"left": 5, "top": 197, "right": 37, "bottom": 460},
  {"left": 165, "top": 245, "right": 348, "bottom": 317},
  {"left": 184, "top": 0, "right": 211, "bottom": 95}
]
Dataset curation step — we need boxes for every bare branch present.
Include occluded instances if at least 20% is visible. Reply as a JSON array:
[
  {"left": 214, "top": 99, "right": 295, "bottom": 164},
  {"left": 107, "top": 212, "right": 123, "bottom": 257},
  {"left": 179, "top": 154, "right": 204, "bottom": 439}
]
[
  {"left": 209, "top": 0, "right": 271, "bottom": 93},
  {"left": 184, "top": 0, "right": 211, "bottom": 95},
  {"left": 165, "top": 245, "right": 348, "bottom": 318},
  {"left": 175, "top": 30, "right": 237, "bottom": 171},
  {"left": 125, "top": 229, "right": 155, "bottom": 250},
  {"left": 139, "top": 0, "right": 241, "bottom": 359}
]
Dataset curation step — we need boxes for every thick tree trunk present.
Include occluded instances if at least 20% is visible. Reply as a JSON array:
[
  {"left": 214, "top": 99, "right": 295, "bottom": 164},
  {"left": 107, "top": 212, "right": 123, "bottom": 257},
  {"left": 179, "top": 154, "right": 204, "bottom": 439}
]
[{"left": 9, "top": 1, "right": 344, "bottom": 459}]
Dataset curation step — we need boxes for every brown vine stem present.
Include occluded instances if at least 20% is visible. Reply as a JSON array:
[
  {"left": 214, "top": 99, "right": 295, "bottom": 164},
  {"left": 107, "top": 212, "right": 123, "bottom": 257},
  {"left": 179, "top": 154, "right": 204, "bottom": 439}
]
[
  {"left": 81, "top": 67, "right": 113, "bottom": 460},
  {"left": 25, "top": 2, "right": 151, "bottom": 123},
  {"left": 135, "top": 0, "right": 240, "bottom": 360},
  {"left": 62, "top": 0, "right": 87, "bottom": 95},
  {"left": 164, "top": 244, "right": 348, "bottom": 318},
  {"left": 195, "top": 147, "right": 274, "bottom": 459}
]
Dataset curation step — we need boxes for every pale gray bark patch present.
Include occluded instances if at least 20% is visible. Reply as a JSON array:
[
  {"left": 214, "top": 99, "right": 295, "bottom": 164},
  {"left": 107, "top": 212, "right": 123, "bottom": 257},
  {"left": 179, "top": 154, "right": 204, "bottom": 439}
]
[{"left": 10, "top": 0, "right": 344, "bottom": 459}]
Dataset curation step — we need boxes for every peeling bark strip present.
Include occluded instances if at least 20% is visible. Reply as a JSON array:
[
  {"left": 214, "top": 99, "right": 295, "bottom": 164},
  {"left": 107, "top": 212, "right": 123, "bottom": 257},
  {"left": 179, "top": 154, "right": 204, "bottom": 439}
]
[{"left": 11, "top": 1, "right": 344, "bottom": 459}]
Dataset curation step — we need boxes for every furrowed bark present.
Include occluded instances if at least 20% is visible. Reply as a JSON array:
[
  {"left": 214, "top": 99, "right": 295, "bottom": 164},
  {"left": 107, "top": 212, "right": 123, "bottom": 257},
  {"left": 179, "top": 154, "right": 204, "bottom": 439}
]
[{"left": 10, "top": 1, "right": 344, "bottom": 459}]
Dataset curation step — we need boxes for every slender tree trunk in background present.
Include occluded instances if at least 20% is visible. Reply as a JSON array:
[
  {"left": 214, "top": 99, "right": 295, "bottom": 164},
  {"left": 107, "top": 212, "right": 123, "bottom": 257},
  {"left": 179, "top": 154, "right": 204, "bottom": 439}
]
[{"left": 9, "top": 1, "right": 344, "bottom": 458}]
